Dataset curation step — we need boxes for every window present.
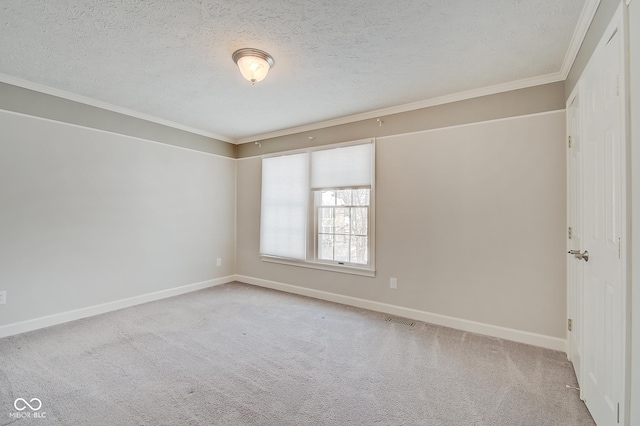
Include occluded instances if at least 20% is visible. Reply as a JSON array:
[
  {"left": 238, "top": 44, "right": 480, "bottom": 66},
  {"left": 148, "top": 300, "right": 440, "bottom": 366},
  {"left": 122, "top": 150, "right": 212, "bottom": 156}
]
[
  {"left": 260, "top": 140, "right": 375, "bottom": 276},
  {"left": 317, "top": 189, "right": 370, "bottom": 265},
  {"left": 259, "top": 152, "right": 308, "bottom": 260}
]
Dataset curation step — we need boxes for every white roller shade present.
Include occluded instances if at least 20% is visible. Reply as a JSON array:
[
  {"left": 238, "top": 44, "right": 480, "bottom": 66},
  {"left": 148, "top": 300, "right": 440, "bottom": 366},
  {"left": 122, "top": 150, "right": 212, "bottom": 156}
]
[
  {"left": 311, "top": 143, "right": 373, "bottom": 190},
  {"left": 260, "top": 152, "right": 309, "bottom": 260}
]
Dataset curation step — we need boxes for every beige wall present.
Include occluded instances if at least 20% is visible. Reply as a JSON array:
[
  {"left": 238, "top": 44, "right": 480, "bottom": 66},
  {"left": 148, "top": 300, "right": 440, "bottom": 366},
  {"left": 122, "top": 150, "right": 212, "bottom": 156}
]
[
  {"left": 237, "top": 82, "right": 565, "bottom": 158},
  {"left": 0, "top": 44, "right": 572, "bottom": 345},
  {"left": 237, "top": 111, "right": 567, "bottom": 338},
  {"left": 0, "top": 110, "right": 236, "bottom": 326},
  {"left": 0, "top": 82, "right": 236, "bottom": 158}
]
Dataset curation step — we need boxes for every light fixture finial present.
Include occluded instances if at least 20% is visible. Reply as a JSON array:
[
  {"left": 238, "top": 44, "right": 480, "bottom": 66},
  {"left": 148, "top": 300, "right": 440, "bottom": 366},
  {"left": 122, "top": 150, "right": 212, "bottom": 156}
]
[{"left": 232, "top": 48, "right": 275, "bottom": 84}]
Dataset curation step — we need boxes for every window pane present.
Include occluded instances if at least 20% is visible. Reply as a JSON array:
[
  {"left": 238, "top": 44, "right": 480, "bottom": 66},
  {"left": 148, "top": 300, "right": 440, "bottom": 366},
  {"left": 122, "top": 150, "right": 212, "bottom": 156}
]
[
  {"left": 336, "top": 190, "right": 352, "bottom": 206},
  {"left": 334, "top": 235, "right": 349, "bottom": 262},
  {"left": 319, "top": 208, "right": 334, "bottom": 234},
  {"left": 353, "top": 189, "right": 370, "bottom": 206},
  {"left": 350, "top": 236, "right": 368, "bottom": 264},
  {"left": 351, "top": 208, "right": 368, "bottom": 236},
  {"left": 320, "top": 190, "right": 336, "bottom": 206},
  {"left": 335, "top": 208, "right": 350, "bottom": 234},
  {"left": 318, "top": 234, "right": 334, "bottom": 261},
  {"left": 314, "top": 185, "right": 371, "bottom": 267}
]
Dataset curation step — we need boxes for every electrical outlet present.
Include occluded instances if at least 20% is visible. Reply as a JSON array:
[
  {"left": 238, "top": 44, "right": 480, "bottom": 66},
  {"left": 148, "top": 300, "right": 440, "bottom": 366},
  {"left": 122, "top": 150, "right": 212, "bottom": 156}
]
[
  {"left": 0, "top": 291, "right": 6, "bottom": 305},
  {"left": 390, "top": 278, "right": 397, "bottom": 289},
  {"left": 216, "top": 258, "right": 222, "bottom": 267}
]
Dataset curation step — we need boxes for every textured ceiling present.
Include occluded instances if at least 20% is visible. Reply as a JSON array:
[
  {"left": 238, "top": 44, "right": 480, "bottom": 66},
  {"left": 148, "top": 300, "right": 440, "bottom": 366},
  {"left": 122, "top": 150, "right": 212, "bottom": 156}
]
[{"left": 0, "top": 0, "right": 585, "bottom": 141}]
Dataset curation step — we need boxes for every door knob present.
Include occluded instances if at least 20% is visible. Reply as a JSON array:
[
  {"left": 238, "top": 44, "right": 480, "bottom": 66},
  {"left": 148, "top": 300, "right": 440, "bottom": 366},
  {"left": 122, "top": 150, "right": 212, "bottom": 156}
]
[{"left": 567, "top": 250, "right": 589, "bottom": 262}]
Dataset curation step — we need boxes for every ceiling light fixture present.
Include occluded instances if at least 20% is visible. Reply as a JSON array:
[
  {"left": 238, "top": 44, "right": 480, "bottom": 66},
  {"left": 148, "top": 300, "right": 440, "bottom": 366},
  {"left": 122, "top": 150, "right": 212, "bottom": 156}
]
[{"left": 232, "top": 48, "right": 274, "bottom": 84}]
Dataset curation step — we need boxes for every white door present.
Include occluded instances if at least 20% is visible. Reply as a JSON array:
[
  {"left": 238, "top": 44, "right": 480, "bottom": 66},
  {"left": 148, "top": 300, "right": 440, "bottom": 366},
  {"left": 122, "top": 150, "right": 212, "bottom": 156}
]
[
  {"left": 580, "top": 19, "right": 624, "bottom": 426},
  {"left": 566, "top": 93, "right": 583, "bottom": 390}
]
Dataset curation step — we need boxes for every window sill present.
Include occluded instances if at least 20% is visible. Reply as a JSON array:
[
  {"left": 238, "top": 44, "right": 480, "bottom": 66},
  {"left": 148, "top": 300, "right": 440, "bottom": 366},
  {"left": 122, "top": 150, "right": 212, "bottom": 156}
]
[{"left": 260, "top": 255, "right": 376, "bottom": 277}]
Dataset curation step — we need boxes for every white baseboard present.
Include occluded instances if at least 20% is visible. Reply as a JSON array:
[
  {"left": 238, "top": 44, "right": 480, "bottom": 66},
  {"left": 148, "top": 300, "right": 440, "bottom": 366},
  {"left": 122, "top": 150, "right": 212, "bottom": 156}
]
[
  {"left": 1, "top": 274, "right": 567, "bottom": 353},
  {"left": 235, "top": 274, "right": 567, "bottom": 352},
  {"left": 0, "top": 276, "right": 235, "bottom": 339}
]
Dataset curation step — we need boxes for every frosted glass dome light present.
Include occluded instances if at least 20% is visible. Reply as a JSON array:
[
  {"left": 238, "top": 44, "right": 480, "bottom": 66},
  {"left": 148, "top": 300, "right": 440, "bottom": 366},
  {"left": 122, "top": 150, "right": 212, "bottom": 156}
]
[{"left": 232, "top": 48, "right": 275, "bottom": 84}]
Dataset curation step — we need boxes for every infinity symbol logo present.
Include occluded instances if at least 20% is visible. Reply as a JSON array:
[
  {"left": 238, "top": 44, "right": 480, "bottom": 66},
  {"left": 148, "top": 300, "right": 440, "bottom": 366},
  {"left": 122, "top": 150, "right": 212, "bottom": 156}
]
[{"left": 14, "top": 398, "right": 42, "bottom": 411}]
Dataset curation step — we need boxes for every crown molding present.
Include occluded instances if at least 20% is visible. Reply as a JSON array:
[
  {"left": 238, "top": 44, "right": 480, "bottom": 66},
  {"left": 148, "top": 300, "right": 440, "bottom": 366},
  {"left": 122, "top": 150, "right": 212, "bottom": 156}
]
[
  {"left": 0, "top": 68, "right": 568, "bottom": 147},
  {"left": 560, "top": 0, "right": 601, "bottom": 78},
  {"left": 236, "top": 72, "right": 564, "bottom": 144},
  {"left": 0, "top": 73, "right": 234, "bottom": 143},
  {"left": 4, "top": 0, "right": 599, "bottom": 148},
  {"left": 240, "top": 0, "right": 602, "bottom": 145}
]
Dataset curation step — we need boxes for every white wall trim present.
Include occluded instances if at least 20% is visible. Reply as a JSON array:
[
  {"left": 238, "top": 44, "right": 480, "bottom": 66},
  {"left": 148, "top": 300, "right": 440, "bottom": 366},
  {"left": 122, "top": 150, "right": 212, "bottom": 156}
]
[
  {"left": 1, "top": 0, "right": 599, "bottom": 149},
  {"left": 2, "top": 71, "right": 564, "bottom": 146},
  {"left": 0, "top": 109, "right": 235, "bottom": 161},
  {"left": 375, "top": 109, "right": 567, "bottom": 142},
  {"left": 0, "top": 272, "right": 568, "bottom": 351},
  {"left": 0, "top": 73, "right": 233, "bottom": 143},
  {"left": 260, "top": 255, "right": 376, "bottom": 277},
  {"left": 0, "top": 276, "right": 235, "bottom": 339},
  {"left": 560, "top": 0, "right": 602, "bottom": 78},
  {"left": 236, "top": 72, "right": 564, "bottom": 144},
  {"left": 235, "top": 275, "right": 567, "bottom": 352},
  {"left": 237, "top": 109, "right": 567, "bottom": 160}
]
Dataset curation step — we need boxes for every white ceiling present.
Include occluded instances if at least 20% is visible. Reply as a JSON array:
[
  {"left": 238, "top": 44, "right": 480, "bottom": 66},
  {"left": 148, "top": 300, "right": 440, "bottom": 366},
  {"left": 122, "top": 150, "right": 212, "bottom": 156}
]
[{"left": 0, "top": 0, "right": 587, "bottom": 143}]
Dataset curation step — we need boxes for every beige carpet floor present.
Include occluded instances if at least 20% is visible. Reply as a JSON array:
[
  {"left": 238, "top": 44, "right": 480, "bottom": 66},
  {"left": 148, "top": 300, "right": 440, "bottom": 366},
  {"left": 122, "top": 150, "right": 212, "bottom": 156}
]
[{"left": 0, "top": 282, "right": 593, "bottom": 425}]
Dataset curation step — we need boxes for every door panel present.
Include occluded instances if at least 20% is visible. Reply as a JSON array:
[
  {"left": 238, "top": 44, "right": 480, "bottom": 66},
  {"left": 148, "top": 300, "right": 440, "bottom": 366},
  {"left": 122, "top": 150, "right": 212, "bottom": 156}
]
[
  {"left": 580, "top": 24, "right": 623, "bottom": 426},
  {"left": 567, "top": 94, "right": 583, "bottom": 388}
]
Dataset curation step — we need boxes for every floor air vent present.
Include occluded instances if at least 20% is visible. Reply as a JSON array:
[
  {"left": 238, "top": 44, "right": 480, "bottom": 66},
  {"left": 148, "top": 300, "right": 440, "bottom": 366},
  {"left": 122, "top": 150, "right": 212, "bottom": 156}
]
[{"left": 386, "top": 317, "right": 415, "bottom": 327}]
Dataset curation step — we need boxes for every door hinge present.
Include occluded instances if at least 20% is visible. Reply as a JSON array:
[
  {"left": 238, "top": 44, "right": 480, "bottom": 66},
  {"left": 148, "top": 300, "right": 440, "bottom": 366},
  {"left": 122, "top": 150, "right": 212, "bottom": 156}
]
[
  {"left": 617, "top": 402, "right": 620, "bottom": 423},
  {"left": 568, "top": 319, "right": 572, "bottom": 331},
  {"left": 568, "top": 135, "right": 572, "bottom": 148},
  {"left": 568, "top": 227, "right": 573, "bottom": 239},
  {"left": 616, "top": 75, "right": 620, "bottom": 96}
]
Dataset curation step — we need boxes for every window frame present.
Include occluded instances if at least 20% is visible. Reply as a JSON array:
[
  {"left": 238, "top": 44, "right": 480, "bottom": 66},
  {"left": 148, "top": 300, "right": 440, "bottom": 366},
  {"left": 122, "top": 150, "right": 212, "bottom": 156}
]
[
  {"left": 260, "top": 139, "right": 376, "bottom": 277},
  {"left": 313, "top": 187, "right": 371, "bottom": 268}
]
